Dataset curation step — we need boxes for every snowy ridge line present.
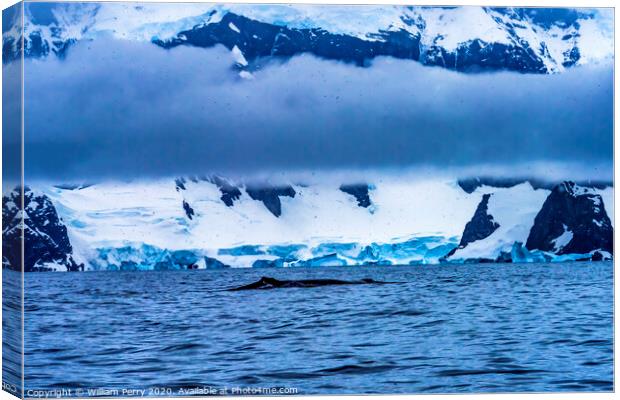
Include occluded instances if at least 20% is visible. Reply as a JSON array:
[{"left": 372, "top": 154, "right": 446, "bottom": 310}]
[{"left": 5, "top": 4, "right": 613, "bottom": 74}]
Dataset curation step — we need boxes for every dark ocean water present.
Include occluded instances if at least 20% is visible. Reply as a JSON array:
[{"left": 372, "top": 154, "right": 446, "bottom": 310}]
[{"left": 8, "top": 262, "right": 614, "bottom": 396}]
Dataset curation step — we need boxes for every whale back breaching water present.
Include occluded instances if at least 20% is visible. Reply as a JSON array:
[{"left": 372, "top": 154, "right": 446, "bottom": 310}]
[{"left": 227, "top": 276, "right": 398, "bottom": 291}]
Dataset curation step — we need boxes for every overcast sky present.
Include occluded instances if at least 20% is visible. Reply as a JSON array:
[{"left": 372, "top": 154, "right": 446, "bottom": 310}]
[{"left": 21, "top": 38, "right": 613, "bottom": 182}]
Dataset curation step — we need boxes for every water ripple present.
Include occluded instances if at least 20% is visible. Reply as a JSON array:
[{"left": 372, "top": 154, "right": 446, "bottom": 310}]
[{"left": 6, "top": 262, "right": 613, "bottom": 395}]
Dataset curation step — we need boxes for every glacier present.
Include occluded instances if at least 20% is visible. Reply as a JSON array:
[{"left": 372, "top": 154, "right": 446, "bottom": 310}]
[
  {"left": 85, "top": 236, "right": 460, "bottom": 271},
  {"left": 4, "top": 174, "right": 605, "bottom": 271},
  {"left": 36, "top": 175, "right": 475, "bottom": 270}
]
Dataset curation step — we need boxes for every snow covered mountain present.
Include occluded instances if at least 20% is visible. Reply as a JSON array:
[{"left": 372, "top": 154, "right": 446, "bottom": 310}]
[
  {"left": 526, "top": 181, "right": 613, "bottom": 257},
  {"left": 447, "top": 181, "right": 613, "bottom": 263},
  {"left": 2, "top": 187, "right": 84, "bottom": 272},
  {"left": 3, "top": 176, "right": 613, "bottom": 271},
  {"left": 4, "top": 4, "right": 613, "bottom": 74}
]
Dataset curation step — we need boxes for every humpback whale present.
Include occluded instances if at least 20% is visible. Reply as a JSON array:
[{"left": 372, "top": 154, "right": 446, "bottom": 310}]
[{"left": 228, "top": 276, "right": 398, "bottom": 291}]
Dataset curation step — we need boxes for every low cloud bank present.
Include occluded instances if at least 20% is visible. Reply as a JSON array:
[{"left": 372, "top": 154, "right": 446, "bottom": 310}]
[{"left": 22, "top": 39, "right": 613, "bottom": 181}]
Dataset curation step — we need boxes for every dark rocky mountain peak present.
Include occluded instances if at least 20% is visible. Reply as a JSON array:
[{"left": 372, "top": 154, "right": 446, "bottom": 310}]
[
  {"left": 2, "top": 187, "right": 83, "bottom": 272},
  {"left": 526, "top": 181, "right": 613, "bottom": 255}
]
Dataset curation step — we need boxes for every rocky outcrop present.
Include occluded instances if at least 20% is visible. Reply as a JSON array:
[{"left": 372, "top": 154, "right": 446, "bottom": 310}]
[
  {"left": 182, "top": 200, "right": 195, "bottom": 220},
  {"left": 174, "top": 177, "right": 187, "bottom": 191},
  {"left": 209, "top": 175, "right": 242, "bottom": 207},
  {"left": 340, "top": 184, "right": 372, "bottom": 208},
  {"left": 447, "top": 194, "right": 499, "bottom": 257},
  {"left": 246, "top": 184, "right": 296, "bottom": 217},
  {"left": 175, "top": 175, "right": 243, "bottom": 209},
  {"left": 526, "top": 181, "right": 613, "bottom": 255},
  {"left": 2, "top": 187, "right": 83, "bottom": 272}
]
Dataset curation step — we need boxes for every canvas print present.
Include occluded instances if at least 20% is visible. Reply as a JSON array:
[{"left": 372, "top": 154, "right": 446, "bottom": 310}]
[{"left": 2, "top": 2, "right": 614, "bottom": 397}]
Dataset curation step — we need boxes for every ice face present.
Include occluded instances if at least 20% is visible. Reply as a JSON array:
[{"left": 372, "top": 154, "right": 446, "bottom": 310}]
[{"left": 80, "top": 235, "right": 459, "bottom": 271}]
